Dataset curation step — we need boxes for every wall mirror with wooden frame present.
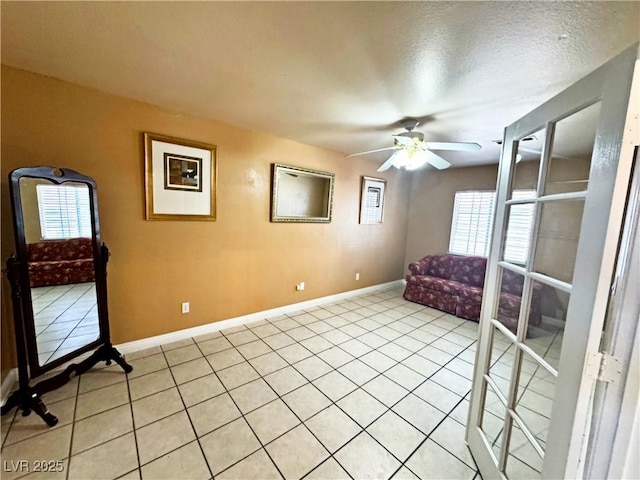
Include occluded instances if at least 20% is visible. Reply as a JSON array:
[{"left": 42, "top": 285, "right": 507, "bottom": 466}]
[
  {"left": 2, "top": 166, "right": 132, "bottom": 427},
  {"left": 270, "top": 164, "right": 335, "bottom": 223}
]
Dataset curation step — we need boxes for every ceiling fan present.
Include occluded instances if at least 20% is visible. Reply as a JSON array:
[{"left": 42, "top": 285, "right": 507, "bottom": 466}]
[{"left": 346, "top": 119, "right": 482, "bottom": 172}]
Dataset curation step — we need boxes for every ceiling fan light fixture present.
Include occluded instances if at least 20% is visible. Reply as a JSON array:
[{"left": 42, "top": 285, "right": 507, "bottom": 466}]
[
  {"left": 392, "top": 149, "right": 410, "bottom": 168},
  {"left": 354, "top": 118, "right": 474, "bottom": 172},
  {"left": 405, "top": 151, "right": 428, "bottom": 170}
]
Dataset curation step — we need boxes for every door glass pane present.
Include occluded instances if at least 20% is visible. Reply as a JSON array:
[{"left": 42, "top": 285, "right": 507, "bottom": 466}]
[
  {"left": 544, "top": 102, "right": 601, "bottom": 196},
  {"left": 488, "top": 327, "right": 515, "bottom": 398},
  {"left": 502, "top": 196, "right": 536, "bottom": 265},
  {"left": 525, "top": 282, "right": 567, "bottom": 368},
  {"left": 505, "top": 421, "right": 543, "bottom": 479},
  {"left": 514, "top": 350, "right": 555, "bottom": 453},
  {"left": 495, "top": 268, "right": 526, "bottom": 335},
  {"left": 533, "top": 199, "right": 585, "bottom": 284},
  {"left": 481, "top": 381, "right": 507, "bottom": 463},
  {"left": 511, "top": 128, "right": 546, "bottom": 197}
]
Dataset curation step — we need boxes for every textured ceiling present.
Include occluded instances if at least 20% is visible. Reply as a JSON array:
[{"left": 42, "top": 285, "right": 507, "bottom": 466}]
[{"left": 2, "top": 1, "right": 639, "bottom": 168}]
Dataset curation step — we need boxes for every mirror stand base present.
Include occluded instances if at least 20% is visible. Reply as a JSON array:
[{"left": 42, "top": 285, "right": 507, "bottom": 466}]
[
  {"left": 1, "top": 388, "right": 59, "bottom": 427},
  {"left": 1, "top": 343, "right": 133, "bottom": 427}
]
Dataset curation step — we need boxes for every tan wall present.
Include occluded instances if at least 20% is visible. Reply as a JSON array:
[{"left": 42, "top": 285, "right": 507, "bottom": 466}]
[
  {"left": 19, "top": 178, "right": 43, "bottom": 244},
  {"left": 1, "top": 66, "right": 412, "bottom": 380},
  {"left": 403, "top": 164, "right": 500, "bottom": 268}
]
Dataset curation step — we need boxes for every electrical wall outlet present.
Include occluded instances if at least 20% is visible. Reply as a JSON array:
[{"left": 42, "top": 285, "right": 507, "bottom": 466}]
[
  {"left": 355, "top": 273, "right": 360, "bottom": 281},
  {"left": 182, "top": 302, "right": 190, "bottom": 314},
  {"left": 296, "top": 282, "right": 305, "bottom": 291}
]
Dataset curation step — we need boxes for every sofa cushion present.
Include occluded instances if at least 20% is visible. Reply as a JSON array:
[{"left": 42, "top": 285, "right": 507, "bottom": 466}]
[
  {"left": 27, "top": 238, "right": 95, "bottom": 288},
  {"left": 29, "top": 258, "right": 95, "bottom": 287},
  {"left": 409, "top": 275, "right": 464, "bottom": 295},
  {"left": 408, "top": 255, "right": 433, "bottom": 276},
  {"left": 28, "top": 238, "right": 93, "bottom": 262},
  {"left": 501, "top": 269, "right": 525, "bottom": 295},
  {"left": 425, "top": 255, "right": 457, "bottom": 279},
  {"left": 424, "top": 254, "right": 487, "bottom": 287},
  {"left": 449, "top": 256, "right": 487, "bottom": 287},
  {"left": 498, "top": 292, "right": 523, "bottom": 313},
  {"left": 404, "top": 282, "right": 458, "bottom": 315},
  {"left": 458, "top": 285, "right": 483, "bottom": 303}
]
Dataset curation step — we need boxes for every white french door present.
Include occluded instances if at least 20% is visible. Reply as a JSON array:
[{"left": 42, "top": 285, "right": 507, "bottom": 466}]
[{"left": 467, "top": 43, "right": 639, "bottom": 479}]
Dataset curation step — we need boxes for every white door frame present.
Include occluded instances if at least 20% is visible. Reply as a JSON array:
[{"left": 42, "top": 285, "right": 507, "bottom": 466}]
[
  {"left": 467, "top": 43, "right": 639, "bottom": 480},
  {"left": 584, "top": 142, "right": 640, "bottom": 479}
]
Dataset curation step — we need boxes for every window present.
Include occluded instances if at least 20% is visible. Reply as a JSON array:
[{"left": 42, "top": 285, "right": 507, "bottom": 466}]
[
  {"left": 449, "top": 189, "right": 535, "bottom": 264},
  {"left": 37, "top": 185, "right": 92, "bottom": 239},
  {"left": 449, "top": 191, "right": 496, "bottom": 257},
  {"left": 502, "top": 190, "right": 536, "bottom": 264}
]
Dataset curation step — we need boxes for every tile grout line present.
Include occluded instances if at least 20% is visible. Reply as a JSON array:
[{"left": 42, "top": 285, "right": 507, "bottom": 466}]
[
  {"left": 215, "top": 318, "right": 351, "bottom": 479},
  {"left": 124, "top": 365, "right": 143, "bottom": 480},
  {"left": 1, "top": 291, "right": 451, "bottom": 449},
  {"left": 157, "top": 345, "right": 217, "bottom": 480},
  {"left": 213, "top": 294, "right": 472, "bottom": 478},
  {"left": 3, "top": 288, "right": 504, "bottom": 480},
  {"left": 189, "top": 336, "right": 288, "bottom": 480},
  {"left": 63, "top": 372, "right": 80, "bottom": 480},
  {"left": 213, "top": 297, "right": 395, "bottom": 478},
  {"left": 35, "top": 283, "right": 98, "bottom": 365}
]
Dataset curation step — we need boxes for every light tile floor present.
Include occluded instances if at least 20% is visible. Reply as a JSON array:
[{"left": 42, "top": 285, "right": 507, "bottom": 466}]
[
  {"left": 1, "top": 286, "right": 559, "bottom": 479},
  {"left": 31, "top": 283, "right": 100, "bottom": 366}
]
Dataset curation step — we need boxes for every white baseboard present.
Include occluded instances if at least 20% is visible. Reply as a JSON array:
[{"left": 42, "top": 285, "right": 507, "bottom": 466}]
[
  {"left": 1, "top": 368, "right": 18, "bottom": 406},
  {"left": 115, "top": 279, "right": 404, "bottom": 356}
]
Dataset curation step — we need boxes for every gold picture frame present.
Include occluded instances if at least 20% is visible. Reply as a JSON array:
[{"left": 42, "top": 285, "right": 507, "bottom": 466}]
[
  {"left": 144, "top": 133, "right": 217, "bottom": 220},
  {"left": 359, "top": 176, "right": 386, "bottom": 224},
  {"left": 271, "top": 164, "right": 335, "bottom": 223}
]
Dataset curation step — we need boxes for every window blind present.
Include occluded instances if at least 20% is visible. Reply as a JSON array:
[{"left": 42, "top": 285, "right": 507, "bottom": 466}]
[
  {"left": 449, "top": 189, "right": 536, "bottom": 264},
  {"left": 503, "top": 190, "right": 536, "bottom": 264},
  {"left": 37, "top": 185, "right": 92, "bottom": 239},
  {"left": 449, "top": 191, "right": 496, "bottom": 257}
]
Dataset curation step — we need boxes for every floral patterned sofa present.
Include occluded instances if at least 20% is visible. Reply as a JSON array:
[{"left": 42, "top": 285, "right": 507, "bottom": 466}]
[
  {"left": 27, "top": 238, "right": 95, "bottom": 288},
  {"left": 403, "top": 254, "right": 541, "bottom": 333}
]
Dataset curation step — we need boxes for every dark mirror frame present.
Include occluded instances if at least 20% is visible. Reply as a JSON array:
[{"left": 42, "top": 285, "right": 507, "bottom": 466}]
[
  {"left": 2, "top": 166, "right": 132, "bottom": 427},
  {"left": 10, "top": 167, "right": 108, "bottom": 376}
]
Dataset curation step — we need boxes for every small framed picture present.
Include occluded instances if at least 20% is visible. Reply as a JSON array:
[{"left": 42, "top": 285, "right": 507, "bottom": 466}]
[
  {"left": 164, "top": 153, "right": 203, "bottom": 192},
  {"left": 359, "top": 176, "right": 387, "bottom": 224},
  {"left": 144, "top": 133, "right": 216, "bottom": 220}
]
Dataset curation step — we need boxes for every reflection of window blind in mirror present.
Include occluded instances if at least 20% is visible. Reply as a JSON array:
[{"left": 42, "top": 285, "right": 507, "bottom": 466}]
[{"left": 36, "top": 185, "right": 92, "bottom": 239}]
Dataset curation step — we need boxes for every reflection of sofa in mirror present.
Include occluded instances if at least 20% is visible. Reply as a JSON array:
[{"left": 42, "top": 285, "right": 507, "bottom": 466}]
[
  {"left": 27, "top": 238, "right": 95, "bottom": 287},
  {"left": 403, "top": 254, "right": 542, "bottom": 333}
]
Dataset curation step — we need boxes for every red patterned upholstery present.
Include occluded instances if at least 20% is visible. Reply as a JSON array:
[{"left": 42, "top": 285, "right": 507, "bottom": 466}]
[
  {"left": 457, "top": 285, "right": 483, "bottom": 303},
  {"left": 404, "top": 254, "right": 542, "bottom": 333},
  {"left": 408, "top": 275, "right": 463, "bottom": 295},
  {"left": 426, "top": 255, "right": 487, "bottom": 287},
  {"left": 27, "top": 238, "right": 95, "bottom": 287},
  {"left": 403, "top": 280, "right": 458, "bottom": 315}
]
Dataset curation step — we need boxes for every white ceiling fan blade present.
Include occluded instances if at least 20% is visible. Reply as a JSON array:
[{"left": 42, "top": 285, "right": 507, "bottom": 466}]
[
  {"left": 425, "top": 142, "right": 482, "bottom": 151},
  {"left": 424, "top": 150, "right": 451, "bottom": 170},
  {"left": 377, "top": 152, "right": 401, "bottom": 172},
  {"left": 345, "top": 146, "right": 398, "bottom": 158}
]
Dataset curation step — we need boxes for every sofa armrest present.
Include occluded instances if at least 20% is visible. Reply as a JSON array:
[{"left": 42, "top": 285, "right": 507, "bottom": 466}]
[{"left": 408, "top": 255, "right": 433, "bottom": 275}]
